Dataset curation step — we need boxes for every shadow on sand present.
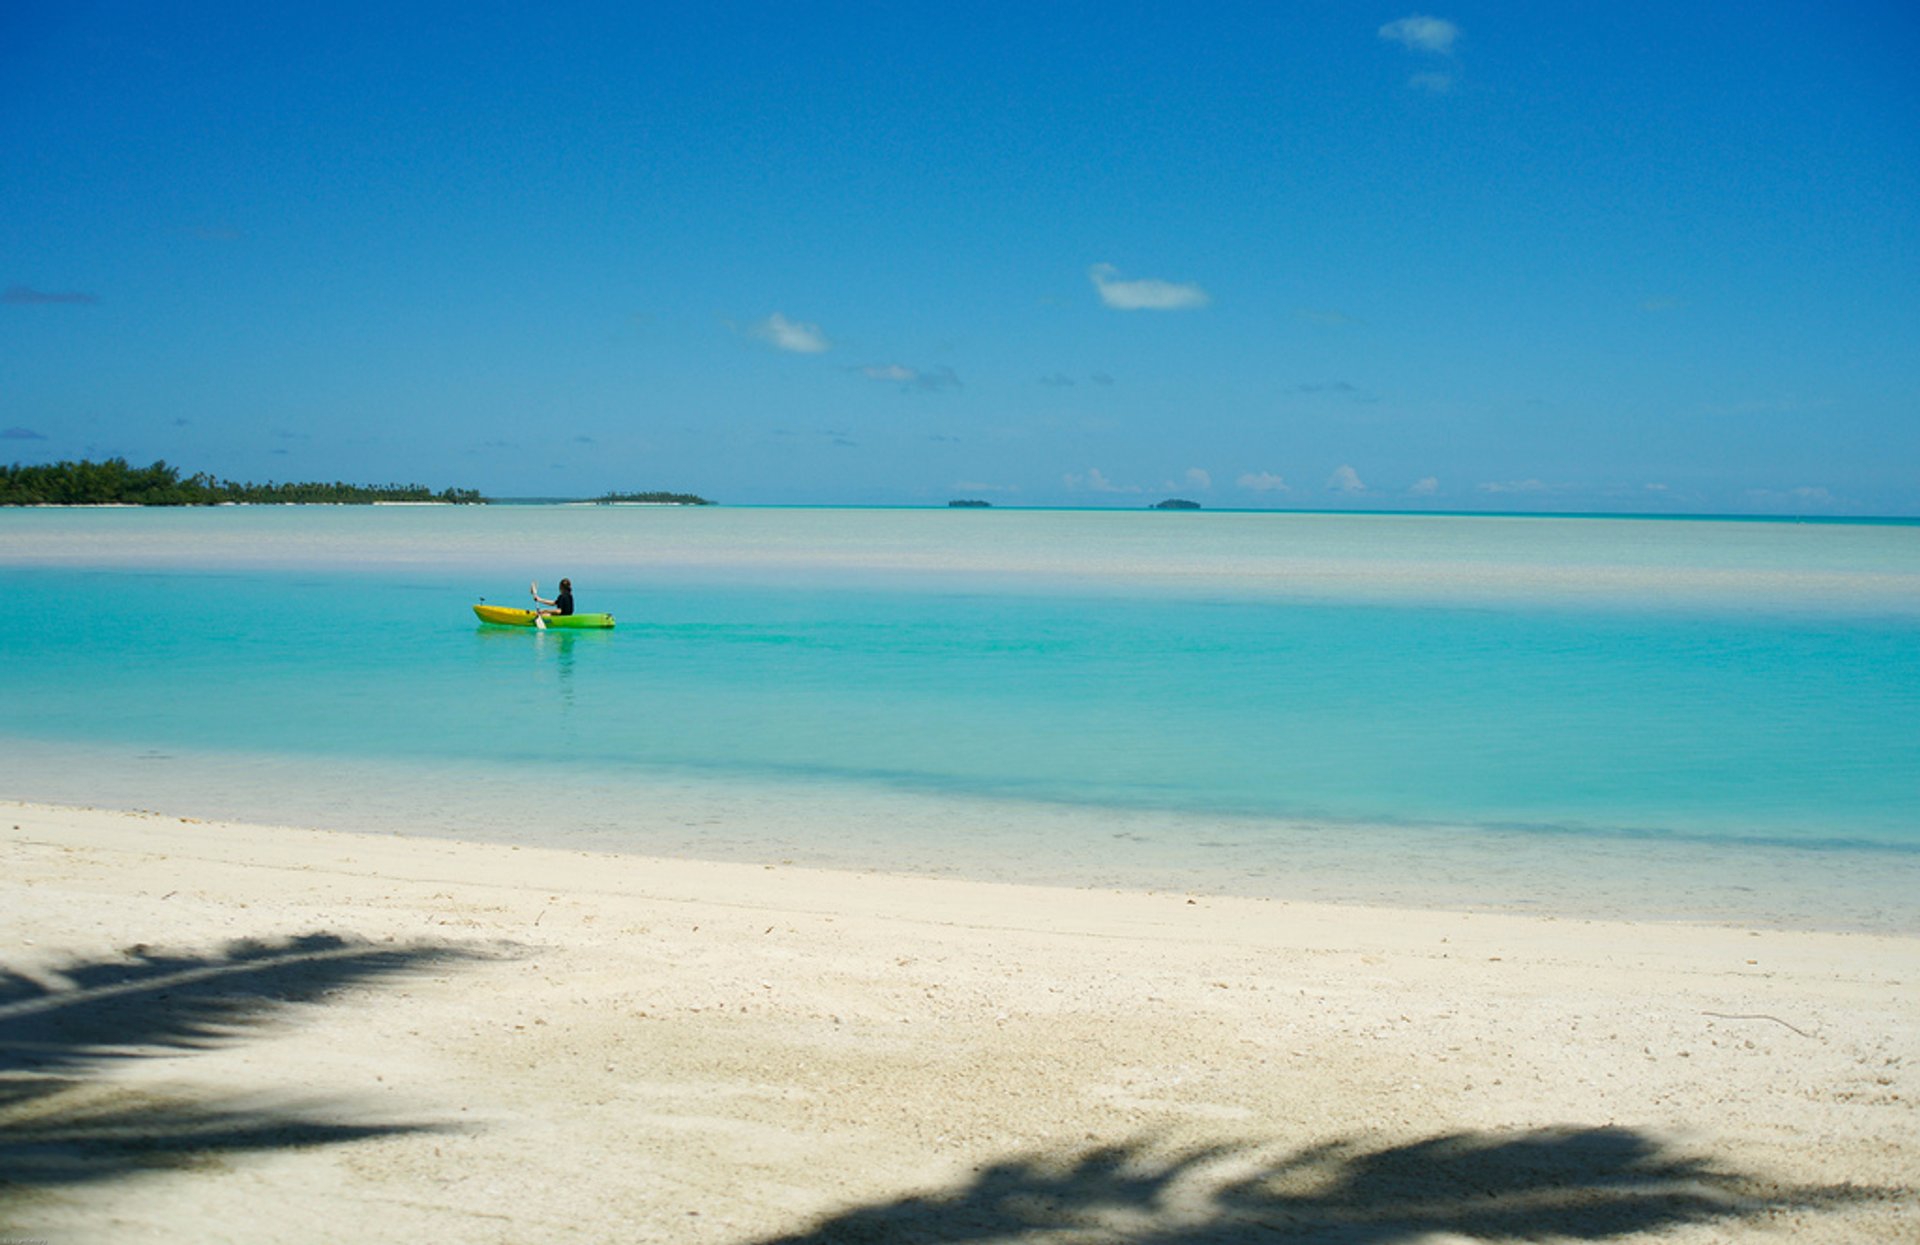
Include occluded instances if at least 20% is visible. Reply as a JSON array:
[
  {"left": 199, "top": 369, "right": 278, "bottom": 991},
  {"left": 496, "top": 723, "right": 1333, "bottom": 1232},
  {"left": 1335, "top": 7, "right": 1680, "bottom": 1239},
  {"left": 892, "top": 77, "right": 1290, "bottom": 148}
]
[
  {"left": 0, "top": 931, "right": 491, "bottom": 1197},
  {"left": 752, "top": 1128, "right": 1895, "bottom": 1244}
]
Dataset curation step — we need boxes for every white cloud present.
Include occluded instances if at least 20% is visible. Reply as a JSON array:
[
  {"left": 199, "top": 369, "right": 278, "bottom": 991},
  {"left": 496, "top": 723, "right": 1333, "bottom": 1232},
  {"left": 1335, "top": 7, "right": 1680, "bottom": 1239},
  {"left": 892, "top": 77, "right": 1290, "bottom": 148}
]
[
  {"left": 1379, "top": 15, "right": 1459, "bottom": 54},
  {"left": 1184, "top": 467, "right": 1212, "bottom": 491},
  {"left": 1237, "top": 471, "right": 1290, "bottom": 493},
  {"left": 1064, "top": 467, "right": 1142, "bottom": 494},
  {"left": 1477, "top": 479, "right": 1549, "bottom": 494},
  {"left": 1409, "top": 476, "right": 1439, "bottom": 496},
  {"left": 752, "top": 312, "right": 830, "bottom": 354},
  {"left": 1089, "top": 263, "right": 1211, "bottom": 311},
  {"left": 954, "top": 480, "right": 1020, "bottom": 494},
  {"left": 859, "top": 364, "right": 963, "bottom": 392},
  {"left": 1327, "top": 465, "right": 1367, "bottom": 493}
]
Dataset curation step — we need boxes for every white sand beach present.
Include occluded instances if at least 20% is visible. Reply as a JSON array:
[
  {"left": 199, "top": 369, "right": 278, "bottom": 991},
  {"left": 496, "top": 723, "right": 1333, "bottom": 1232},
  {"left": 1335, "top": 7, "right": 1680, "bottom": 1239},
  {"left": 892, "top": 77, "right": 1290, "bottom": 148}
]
[{"left": 2, "top": 800, "right": 1915, "bottom": 1243}]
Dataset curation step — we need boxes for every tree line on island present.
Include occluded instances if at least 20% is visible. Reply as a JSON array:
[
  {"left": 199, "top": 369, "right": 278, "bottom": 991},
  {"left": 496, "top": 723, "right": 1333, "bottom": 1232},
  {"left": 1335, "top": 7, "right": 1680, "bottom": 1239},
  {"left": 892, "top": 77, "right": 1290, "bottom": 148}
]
[
  {"left": 595, "top": 491, "right": 713, "bottom": 505},
  {"left": 1, "top": 458, "right": 486, "bottom": 505},
  {"left": 0, "top": 458, "right": 717, "bottom": 506}
]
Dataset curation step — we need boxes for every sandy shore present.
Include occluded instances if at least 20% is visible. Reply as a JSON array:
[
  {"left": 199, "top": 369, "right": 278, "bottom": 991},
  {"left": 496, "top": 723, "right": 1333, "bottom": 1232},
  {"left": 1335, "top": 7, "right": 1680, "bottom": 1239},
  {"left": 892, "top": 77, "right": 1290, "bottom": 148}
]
[{"left": 2, "top": 801, "right": 1914, "bottom": 1243}]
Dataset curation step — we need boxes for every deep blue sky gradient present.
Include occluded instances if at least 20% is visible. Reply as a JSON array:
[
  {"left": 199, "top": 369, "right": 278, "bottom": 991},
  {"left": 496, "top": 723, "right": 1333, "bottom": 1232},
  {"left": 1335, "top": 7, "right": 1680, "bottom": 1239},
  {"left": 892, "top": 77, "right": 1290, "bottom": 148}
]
[{"left": 4, "top": 2, "right": 1916, "bottom": 509}]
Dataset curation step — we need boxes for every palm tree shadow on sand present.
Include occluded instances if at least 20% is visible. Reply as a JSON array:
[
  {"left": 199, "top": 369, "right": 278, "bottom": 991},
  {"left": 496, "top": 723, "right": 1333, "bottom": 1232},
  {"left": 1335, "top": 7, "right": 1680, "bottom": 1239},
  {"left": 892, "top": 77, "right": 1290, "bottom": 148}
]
[
  {"left": 0, "top": 931, "right": 495, "bottom": 1198},
  {"left": 752, "top": 1128, "right": 1898, "bottom": 1244}
]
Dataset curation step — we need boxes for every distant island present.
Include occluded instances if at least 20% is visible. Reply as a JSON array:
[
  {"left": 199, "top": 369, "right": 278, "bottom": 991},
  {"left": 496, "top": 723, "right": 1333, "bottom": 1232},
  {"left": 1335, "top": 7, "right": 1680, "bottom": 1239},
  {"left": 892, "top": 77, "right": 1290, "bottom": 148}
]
[
  {"left": 595, "top": 491, "right": 713, "bottom": 505},
  {"left": 1, "top": 458, "right": 485, "bottom": 506},
  {"left": 947, "top": 498, "right": 992, "bottom": 508},
  {"left": 1153, "top": 498, "right": 1202, "bottom": 510}
]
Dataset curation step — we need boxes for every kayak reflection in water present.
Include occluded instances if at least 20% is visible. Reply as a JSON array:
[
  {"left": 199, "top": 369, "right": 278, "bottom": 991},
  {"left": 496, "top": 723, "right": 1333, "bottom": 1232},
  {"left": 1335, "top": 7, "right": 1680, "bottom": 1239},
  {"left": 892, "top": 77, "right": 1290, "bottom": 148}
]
[{"left": 532, "top": 577, "right": 575, "bottom": 618}]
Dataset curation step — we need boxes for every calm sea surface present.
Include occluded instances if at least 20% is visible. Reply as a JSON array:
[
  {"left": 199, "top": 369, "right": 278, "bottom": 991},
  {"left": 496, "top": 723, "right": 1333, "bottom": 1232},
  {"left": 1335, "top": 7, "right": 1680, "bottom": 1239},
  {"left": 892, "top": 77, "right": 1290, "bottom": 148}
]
[{"left": 4, "top": 506, "right": 1917, "bottom": 929}]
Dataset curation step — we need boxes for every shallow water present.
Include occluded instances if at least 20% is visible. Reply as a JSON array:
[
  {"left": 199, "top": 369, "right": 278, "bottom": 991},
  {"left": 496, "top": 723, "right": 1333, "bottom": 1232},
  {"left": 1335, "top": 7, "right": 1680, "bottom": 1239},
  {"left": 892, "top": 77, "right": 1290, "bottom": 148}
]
[{"left": 4, "top": 506, "right": 1917, "bottom": 929}]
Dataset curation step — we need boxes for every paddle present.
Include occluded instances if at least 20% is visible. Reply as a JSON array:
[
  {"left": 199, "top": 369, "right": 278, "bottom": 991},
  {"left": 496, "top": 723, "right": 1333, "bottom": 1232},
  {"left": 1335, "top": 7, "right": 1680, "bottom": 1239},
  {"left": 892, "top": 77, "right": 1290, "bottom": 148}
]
[{"left": 530, "top": 580, "right": 546, "bottom": 629}]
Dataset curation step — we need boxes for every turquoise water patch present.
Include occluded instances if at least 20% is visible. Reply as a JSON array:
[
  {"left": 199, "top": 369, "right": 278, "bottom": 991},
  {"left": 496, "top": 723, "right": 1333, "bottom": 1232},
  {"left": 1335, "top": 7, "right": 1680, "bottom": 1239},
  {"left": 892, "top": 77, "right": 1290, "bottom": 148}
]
[{"left": 8, "top": 563, "right": 1918, "bottom": 853}]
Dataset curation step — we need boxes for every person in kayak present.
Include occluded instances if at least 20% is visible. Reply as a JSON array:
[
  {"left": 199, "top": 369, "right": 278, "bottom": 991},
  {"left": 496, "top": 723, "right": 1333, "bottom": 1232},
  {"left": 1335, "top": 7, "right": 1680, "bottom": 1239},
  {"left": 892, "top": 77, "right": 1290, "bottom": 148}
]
[{"left": 532, "top": 578, "right": 574, "bottom": 618}]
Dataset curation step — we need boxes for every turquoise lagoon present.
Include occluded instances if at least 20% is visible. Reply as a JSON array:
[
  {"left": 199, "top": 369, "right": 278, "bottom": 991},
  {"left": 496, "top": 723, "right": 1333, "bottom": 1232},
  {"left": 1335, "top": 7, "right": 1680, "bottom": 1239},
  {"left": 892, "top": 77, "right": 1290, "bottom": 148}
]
[{"left": 3, "top": 506, "right": 1917, "bottom": 929}]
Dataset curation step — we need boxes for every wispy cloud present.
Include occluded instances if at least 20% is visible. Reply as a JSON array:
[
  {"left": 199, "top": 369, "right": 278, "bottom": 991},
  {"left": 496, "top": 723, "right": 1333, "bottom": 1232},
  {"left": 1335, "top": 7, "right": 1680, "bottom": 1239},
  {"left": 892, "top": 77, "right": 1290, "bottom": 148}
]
[
  {"left": 772, "top": 425, "right": 858, "bottom": 447},
  {"left": 954, "top": 479, "right": 1020, "bottom": 494},
  {"left": 751, "top": 312, "right": 831, "bottom": 354},
  {"left": 1064, "top": 467, "right": 1143, "bottom": 494},
  {"left": 3, "top": 426, "right": 49, "bottom": 440},
  {"left": 4, "top": 286, "right": 99, "bottom": 305},
  {"left": 1180, "top": 468, "right": 1212, "bottom": 491},
  {"left": 1381, "top": 15, "right": 1461, "bottom": 92},
  {"left": 1089, "top": 263, "right": 1210, "bottom": 312},
  {"left": 1379, "top": 15, "right": 1459, "bottom": 54},
  {"left": 1327, "top": 465, "right": 1367, "bottom": 493},
  {"left": 1409, "top": 476, "right": 1440, "bottom": 496},
  {"left": 1090, "top": 373, "right": 1116, "bottom": 386},
  {"left": 860, "top": 363, "right": 961, "bottom": 393},
  {"left": 1237, "top": 471, "right": 1290, "bottom": 493},
  {"left": 1477, "top": 478, "right": 1550, "bottom": 494},
  {"left": 1640, "top": 296, "right": 1683, "bottom": 313},
  {"left": 913, "top": 367, "right": 963, "bottom": 393},
  {"left": 1748, "top": 485, "right": 1835, "bottom": 506},
  {"left": 1039, "top": 373, "right": 1077, "bottom": 388}
]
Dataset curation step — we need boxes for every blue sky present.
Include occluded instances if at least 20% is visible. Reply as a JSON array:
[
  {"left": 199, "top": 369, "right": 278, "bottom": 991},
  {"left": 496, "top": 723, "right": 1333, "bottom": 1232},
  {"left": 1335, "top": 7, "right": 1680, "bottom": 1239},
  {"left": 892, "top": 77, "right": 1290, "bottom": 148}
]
[{"left": 4, "top": 2, "right": 1916, "bottom": 511}]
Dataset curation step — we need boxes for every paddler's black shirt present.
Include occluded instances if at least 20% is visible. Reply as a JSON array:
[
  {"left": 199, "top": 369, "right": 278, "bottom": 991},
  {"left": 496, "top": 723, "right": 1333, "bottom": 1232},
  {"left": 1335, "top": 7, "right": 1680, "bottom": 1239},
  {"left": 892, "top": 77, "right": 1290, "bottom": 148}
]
[{"left": 554, "top": 588, "right": 574, "bottom": 616}]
